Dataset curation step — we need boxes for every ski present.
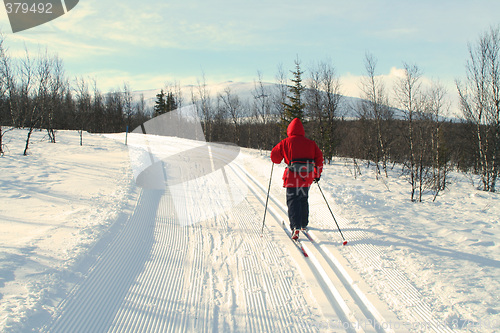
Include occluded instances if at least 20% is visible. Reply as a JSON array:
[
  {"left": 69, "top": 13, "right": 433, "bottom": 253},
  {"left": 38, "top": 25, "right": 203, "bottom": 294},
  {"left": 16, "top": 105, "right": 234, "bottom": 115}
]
[
  {"left": 301, "top": 229, "right": 314, "bottom": 243},
  {"left": 282, "top": 221, "right": 308, "bottom": 257},
  {"left": 293, "top": 239, "right": 308, "bottom": 257}
]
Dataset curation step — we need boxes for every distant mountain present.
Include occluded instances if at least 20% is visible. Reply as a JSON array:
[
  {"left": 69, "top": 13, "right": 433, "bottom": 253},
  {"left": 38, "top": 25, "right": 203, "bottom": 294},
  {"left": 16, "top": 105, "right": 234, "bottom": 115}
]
[
  {"left": 133, "top": 81, "right": 398, "bottom": 120},
  {"left": 133, "top": 81, "right": 275, "bottom": 107}
]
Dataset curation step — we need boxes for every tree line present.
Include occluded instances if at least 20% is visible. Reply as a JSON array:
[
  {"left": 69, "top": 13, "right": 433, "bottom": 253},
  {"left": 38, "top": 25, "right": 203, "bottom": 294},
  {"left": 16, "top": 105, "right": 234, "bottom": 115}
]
[
  {"left": 0, "top": 35, "right": 150, "bottom": 153},
  {"left": 1, "top": 27, "right": 499, "bottom": 198},
  {"left": 189, "top": 60, "right": 459, "bottom": 202}
]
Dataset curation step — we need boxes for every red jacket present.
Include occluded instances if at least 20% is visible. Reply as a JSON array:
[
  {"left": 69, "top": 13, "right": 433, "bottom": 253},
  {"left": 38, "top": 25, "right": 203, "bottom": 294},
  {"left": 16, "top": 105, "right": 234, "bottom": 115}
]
[{"left": 271, "top": 118, "right": 323, "bottom": 187}]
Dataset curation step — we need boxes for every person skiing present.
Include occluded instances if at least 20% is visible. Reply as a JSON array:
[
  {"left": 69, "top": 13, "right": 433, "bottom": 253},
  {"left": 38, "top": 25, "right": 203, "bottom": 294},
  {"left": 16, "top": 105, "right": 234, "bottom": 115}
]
[{"left": 271, "top": 118, "right": 323, "bottom": 240}]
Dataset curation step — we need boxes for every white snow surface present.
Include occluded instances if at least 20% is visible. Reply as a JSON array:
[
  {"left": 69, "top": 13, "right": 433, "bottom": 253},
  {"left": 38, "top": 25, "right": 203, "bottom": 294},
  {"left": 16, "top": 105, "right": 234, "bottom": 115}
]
[{"left": 0, "top": 129, "right": 498, "bottom": 332}]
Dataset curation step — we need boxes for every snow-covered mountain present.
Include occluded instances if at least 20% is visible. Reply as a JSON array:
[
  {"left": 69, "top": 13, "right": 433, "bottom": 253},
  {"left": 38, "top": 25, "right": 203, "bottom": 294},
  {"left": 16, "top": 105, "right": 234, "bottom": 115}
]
[
  {"left": 134, "top": 81, "right": 465, "bottom": 122},
  {"left": 133, "top": 81, "right": 370, "bottom": 119}
]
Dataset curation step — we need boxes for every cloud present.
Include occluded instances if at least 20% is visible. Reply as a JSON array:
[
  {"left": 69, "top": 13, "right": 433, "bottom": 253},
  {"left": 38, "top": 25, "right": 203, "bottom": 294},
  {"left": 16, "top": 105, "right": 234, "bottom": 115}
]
[
  {"left": 341, "top": 66, "right": 460, "bottom": 117},
  {"left": 341, "top": 67, "right": 407, "bottom": 98},
  {"left": 341, "top": 66, "right": 441, "bottom": 99},
  {"left": 47, "top": 0, "right": 356, "bottom": 51},
  {"left": 8, "top": 34, "right": 114, "bottom": 60},
  {"left": 368, "top": 28, "right": 420, "bottom": 40},
  {"left": 44, "top": 0, "right": 271, "bottom": 51},
  {"left": 51, "top": 1, "right": 97, "bottom": 31}
]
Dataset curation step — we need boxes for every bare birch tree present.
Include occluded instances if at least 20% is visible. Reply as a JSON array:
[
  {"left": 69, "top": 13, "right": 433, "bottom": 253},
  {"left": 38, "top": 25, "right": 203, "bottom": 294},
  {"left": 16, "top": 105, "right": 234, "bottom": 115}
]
[
  {"left": 252, "top": 71, "right": 272, "bottom": 149},
  {"left": 218, "top": 87, "right": 241, "bottom": 144},
  {"left": 274, "top": 64, "right": 289, "bottom": 138},
  {"left": 424, "top": 82, "right": 450, "bottom": 200},
  {"left": 18, "top": 48, "right": 40, "bottom": 155},
  {"left": 456, "top": 26, "right": 500, "bottom": 192},
  {"left": 44, "top": 54, "right": 66, "bottom": 143},
  {"left": 123, "top": 82, "right": 133, "bottom": 130},
  {"left": 0, "top": 33, "right": 10, "bottom": 155},
  {"left": 359, "top": 52, "right": 393, "bottom": 177},
  {"left": 74, "top": 77, "right": 91, "bottom": 145},
  {"left": 307, "top": 60, "right": 342, "bottom": 163},
  {"left": 191, "top": 73, "right": 213, "bottom": 141},
  {"left": 394, "top": 63, "right": 424, "bottom": 201}
]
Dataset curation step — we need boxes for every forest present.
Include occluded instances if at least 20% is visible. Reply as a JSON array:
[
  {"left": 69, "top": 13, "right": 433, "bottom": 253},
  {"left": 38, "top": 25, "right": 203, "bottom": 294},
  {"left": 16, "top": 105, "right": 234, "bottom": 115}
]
[{"left": 1, "top": 27, "right": 499, "bottom": 198}]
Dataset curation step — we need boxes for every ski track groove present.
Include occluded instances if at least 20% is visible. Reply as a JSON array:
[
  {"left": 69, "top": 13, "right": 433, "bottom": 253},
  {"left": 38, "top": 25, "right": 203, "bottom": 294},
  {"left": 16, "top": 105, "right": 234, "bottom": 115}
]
[
  {"left": 236, "top": 210, "right": 282, "bottom": 332},
  {"left": 99, "top": 190, "right": 154, "bottom": 332},
  {"left": 230, "top": 163, "right": 343, "bottom": 332},
  {"left": 308, "top": 184, "right": 454, "bottom": 332},
  {"left": 231, "top": 161, "right": 455, "bottom": 333},
  {"left": 230, "top": 178, "right": 316, "bottom": 333},
  {"left": 348, "top": 241, "right": 452, "bottom": 332},
  {"left": 232, "top": 163, "right": 377, "bottom": 330},
  {"left": 107, "top": 192, "right": 185, "bottom": 333},
  {"left": 158, "top": 203, "right": 184, "bottom": 333}
]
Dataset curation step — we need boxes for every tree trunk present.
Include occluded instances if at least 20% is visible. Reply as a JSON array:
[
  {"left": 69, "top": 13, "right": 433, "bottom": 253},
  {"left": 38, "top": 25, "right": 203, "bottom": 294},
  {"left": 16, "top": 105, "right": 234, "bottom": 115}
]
[
  {"left": 0, "top": 126, "right": 3, "bottom": 156},
  {"left": 24, "top": 127, "right": 33, "bottom": 156}
]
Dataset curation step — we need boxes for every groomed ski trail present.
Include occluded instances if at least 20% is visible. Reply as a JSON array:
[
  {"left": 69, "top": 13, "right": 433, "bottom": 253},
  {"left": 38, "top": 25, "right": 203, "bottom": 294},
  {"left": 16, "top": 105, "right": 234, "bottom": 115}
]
[
  {"left": 41, "top": 147, "right": 452, "bottom": 332},
  {"left": 42, "top": 163, "right": 325, "bottom": 332}
]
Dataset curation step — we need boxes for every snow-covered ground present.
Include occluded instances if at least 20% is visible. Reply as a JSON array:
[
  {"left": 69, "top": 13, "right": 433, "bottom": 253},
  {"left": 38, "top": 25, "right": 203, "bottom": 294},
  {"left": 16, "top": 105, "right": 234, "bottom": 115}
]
[
  {"left": 0, "top": 130, "right": 136, "bottom": 331},
  {"left": 0, "top": 129, "right": 498, "bottom": 332}
]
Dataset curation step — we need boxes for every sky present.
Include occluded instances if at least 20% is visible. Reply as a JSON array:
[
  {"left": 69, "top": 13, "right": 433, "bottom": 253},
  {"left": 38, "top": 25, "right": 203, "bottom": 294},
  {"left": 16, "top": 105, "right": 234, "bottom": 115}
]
[{"left": 1, "top": 0, "right": 499, "bottom": 112}]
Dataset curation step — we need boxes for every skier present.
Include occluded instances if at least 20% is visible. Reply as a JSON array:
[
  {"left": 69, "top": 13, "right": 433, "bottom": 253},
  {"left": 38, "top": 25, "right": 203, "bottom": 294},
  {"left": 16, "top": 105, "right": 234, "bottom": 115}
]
[{"left": 271, "top": 118, "right": 323, "bottom": 240}]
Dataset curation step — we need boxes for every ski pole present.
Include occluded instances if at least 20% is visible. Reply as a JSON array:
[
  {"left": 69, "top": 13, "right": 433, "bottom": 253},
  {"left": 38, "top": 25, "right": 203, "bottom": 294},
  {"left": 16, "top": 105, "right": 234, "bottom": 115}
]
[
  {"left": 261, "top": 163, "right": 274, "bottom": 235},
  {"left": 316, "top": 181, "right": 348, "bottom": 245}
]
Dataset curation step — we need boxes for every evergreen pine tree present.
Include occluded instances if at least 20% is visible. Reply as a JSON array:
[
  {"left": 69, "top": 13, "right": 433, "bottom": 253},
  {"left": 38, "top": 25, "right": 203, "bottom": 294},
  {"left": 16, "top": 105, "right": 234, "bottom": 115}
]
[
  {"left": 165, "top": 92, "right": 177, "bottom": 113},
  {"left": 154, "top": 89, "right": 167, "bottom": 117},
  {"left": 154, "top": 90, "right": 178, "bottom": 118},
  {"left": 282, "top": 59, "right": 306, "bottom": 136}
]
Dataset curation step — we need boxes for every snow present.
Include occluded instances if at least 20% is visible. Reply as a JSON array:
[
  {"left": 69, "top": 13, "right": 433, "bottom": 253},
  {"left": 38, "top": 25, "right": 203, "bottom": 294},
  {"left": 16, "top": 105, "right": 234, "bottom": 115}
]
[
  {"left": 0, "top": 129, "right": 498, "bottom": 332},
  {"left": 0, "top": 130, "right": 136, "bottom": 330},
  {"left": 319, "top": 162, "right": 500, "bottom": 329}
]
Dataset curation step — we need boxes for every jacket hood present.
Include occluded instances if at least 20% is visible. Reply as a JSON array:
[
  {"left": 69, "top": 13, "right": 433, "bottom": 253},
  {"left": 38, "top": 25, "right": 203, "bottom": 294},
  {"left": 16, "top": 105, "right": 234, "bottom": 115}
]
[{"left": 287, "top": 118, "right": 305, "bottom": 137}]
